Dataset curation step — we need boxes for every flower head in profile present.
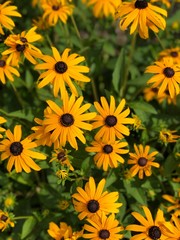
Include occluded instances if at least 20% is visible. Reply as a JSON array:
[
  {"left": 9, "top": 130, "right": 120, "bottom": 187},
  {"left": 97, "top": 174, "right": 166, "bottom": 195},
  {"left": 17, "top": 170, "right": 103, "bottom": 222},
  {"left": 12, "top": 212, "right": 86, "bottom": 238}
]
[
  {"left": 83, "top": 213, "right": 124, "bottom": 240},
  {"left": 0, "top": 1, "right": 21, "bottom": 35},
  {"left": 2, "top": 27, "right": 42, "bottom": 66},
  {"left": 50, "top": 147, "right": 74, "bottom": 171},
  {"left": 115, "top": 0, "right": 167, "bottom": 39},
  {"left": 86, "top": 138, "right": 129, "bottom": 171},
  {"left": 126, "top": 206, "right": 167, "bottom": 240},
  {"left": 0, "top": 125, "right": 46, "bottom": 173},
  {"left": 42, "top": 0, "right": 74, "bottom": 26},
  {"left": 47, "top": 221, "right": 83, "bottom": 240},
  {"left": 35, "top": 47, "right": 90, "bottom": 97},
  {"left": 72, "top": 177, "right": 122, "bottom": 220},
  {"left": 0, "top": 209, "right": 14, "bottom": 232},
  {"left": 86, "top": 0, "right": 121, "bottom": 18},
  {"left": 159, "top": 129, "right": 180, "bottom": 143},
  {"left": 0, "top": 116, "right": 6, "bottom": 138},
  {"left": 92, "top": 96, "right": 134, "bottom": 142},
  {"left": 127, "top": 144, "right": 159, "bottom": 179},
  {"left": 132, "top": 114, "right": 145, "bottom": 130},
  {"left": 162, "top": 191, "right": 180, "bottom": 216},
  {"left": 162, "top": 214, "right": 180, "bottom": 239},
  {"left": 43, "top": 92, "right": 96, "bottom": 150},
  {"left": 0, "top": 56, "right": 20, "bottom": 84},
  {"left": 146, "top": 57, "right": 180, "bottom": 99},
  {"left": 159, "top": 47, "right": 180, "bottom": 64}
]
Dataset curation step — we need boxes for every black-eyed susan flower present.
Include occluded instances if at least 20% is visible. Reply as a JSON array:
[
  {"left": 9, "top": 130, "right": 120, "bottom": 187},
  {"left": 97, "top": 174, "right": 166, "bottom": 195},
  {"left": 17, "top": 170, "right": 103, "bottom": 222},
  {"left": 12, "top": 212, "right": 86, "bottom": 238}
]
[
  {"left": 162, "top": 214, "right": 180, "bottom": 239},
  {"left": 83, "top": 213, "right": 124, "bottom": 240},
  {"left": 0, "top": 1, "right": 21, "bottom": 35},
  {"left": 132, "top": 114, "right": 145, "bottom": 130},
  {"left": 126, "top": 206, "right": 167, "bottom": 240},
  {"left": 72, "top": 176, "right": 122, "bottom": 220},
  {"left": 162, "top": 192, "right": 180, "bottom": 216},
  {"left": 2, "top": 27, "right": 42, "bottom": 66},
  {"left": 30, "top": 107, "right": 59, "bottom": 148},
  {"left": 0, "top": 125, "right": 46, "bottom": 173},
  {"left": 157, "top": 89, "right": 177, "bottom": 105},
  {"left": 0, "top": 56, "right": 20, "bottom": 84},
  {"left": 159, "top": 129, "right": 180, "bottom": 143},
  {"left": 146, "top": 57, "right": 180, "bottom": 99},
  {"left": 35, "top": 47, "right": 90, "bottom": 97},
  {"left": 85, "top": 138, "right": 129, "bottom": 171},
  {"left": 47, "top": 221, "right": 83, "bottom": 239},
  {"left": 92, "top": 95, "right": 134, "bottom": 142},
  {"left": 56, "top": 169, "right": 69, "bottom": 180},
  {"left": 115, "top": 0, "right": 167, "bottom": 39},
  {"left": 0, "top": 209, "right": 14, "bottom": 232},
  {"left": 50, "top": 148, "right": 74, "bottom": 171},
  {"left": 43, "top": 92, "right": 96, "bottom": 150},
  {"left": 127, "top": 144, "right": 159, "bottom": 179},
  {"left": 86, "top": 0, "right": 121, "bottom": 18},
  {"left": 42, "top": 0, "right": 74, "bottom": 26},
  {"left": 0, "top": 116, "right": 6, "bottom": 138},
  {"left": 159, "top": 47, "right": 180, "bottom": 64},
  {"left": 143, "top": 87, "right": 159, "bottom": 102}
]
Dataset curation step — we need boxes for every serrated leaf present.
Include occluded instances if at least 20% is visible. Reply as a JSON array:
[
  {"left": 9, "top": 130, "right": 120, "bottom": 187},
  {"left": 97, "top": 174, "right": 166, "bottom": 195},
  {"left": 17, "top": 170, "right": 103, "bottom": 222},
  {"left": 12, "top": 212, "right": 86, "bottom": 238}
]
[{"left": 112, "top": 48, "right": 125, "bottom": 93}]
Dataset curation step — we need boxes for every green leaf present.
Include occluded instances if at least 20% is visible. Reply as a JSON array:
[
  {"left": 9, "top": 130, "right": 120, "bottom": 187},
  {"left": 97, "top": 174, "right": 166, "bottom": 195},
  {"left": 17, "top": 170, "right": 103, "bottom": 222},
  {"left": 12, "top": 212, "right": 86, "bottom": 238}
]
[
  {"left": 21, "top": 216, "right": 37, "bottom": 239},
  {"left": 112, "top": 48, "right": 125, "bottom": 93},
  {"left": 130, "top": 101, "right": 157, "bottom": 115}
]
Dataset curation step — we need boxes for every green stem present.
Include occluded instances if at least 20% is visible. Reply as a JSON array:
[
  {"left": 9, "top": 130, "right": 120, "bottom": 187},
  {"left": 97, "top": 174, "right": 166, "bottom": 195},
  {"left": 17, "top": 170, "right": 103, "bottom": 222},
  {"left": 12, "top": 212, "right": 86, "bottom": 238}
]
[
  {"left": 70, "top": 15, "right": 81, "bottom": 40},
  {"left": 120, "top": 31, "right": 137, "bottom": 98},
  {"left": 9, "top": 81, "right": 24, "bottom": 108},
  {"left": 13, "top": 216, "right": 32, "bottom": 220},
  {"left": 154, "top": 32, "right": 165, "bottom": 50}
]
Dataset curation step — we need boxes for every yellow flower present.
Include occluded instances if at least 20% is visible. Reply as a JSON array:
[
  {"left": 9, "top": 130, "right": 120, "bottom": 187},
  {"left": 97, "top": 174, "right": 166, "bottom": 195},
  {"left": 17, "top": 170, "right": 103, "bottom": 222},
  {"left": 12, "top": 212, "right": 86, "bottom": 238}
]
[
  {"left": 115, "top": 0, "right": 167, "bottom": 39},
  {"left": 72, "top": 177, "right": 122, "bottom": 220},
  {"left": 162, "top": 191, "right": 180, "bottom": 216},
  {"left": 143, "top": 87, "right": 159, "bottom": 102},
  {"left": 56, "top": 169, "right": 69, "bottom": 179},
  {"left": 159, "top": 47, "right": 180, "bottom": 64},
  {"left": 42, "top": 0, "right": 74, "bottom": 26},
  {"left": 0, "top": 125, "right": 46, "bottom": 173},
  {"left": 4, "top": 194, "right": 16, "bottom": 209},
  {"left": 47, "top": 221, "right": 83, "bottom": 240},
  {"left": 57, "top": 199, "right": 69, "bottom": 210},
  {"left": 162, "top": 214, "right": 180, "bottom": 239},
  {"left": 43, "top": 92, "right": 96, "bottom": 150},
  {"left": 92, "top": 95, "right": 134, "bottom": 142},
  {"left": 159, "top": 129, "right": 180, "bottom": 143},
  {"left": 50, "top": 148, "right": 74, "bottom": 171},
  {"left": 146, "top": 57, "right": 180, "bottom": 99},
  {"left": 128, "top": 144, "right": 159, "bottom": 179},
  {"left": 35, "top": 47, "right": 90, "bottom": 97},
  {"left": 126, "top": 206, "right": 167, "bottom": 240},
  {"left": 0, "top": 1, "right": 21, "bottom": 35},
  {"left": 150, "top": 0, "right": 171, "bottom": 8},
  {"left": 86, "top": 138, "right": 129, "bottom": 171},
  {"left": 0, "top": 116, "right": 6, "bottom": 138},
  {"left": 86, "top": 0, "right": 121, "bottom": 18},
  {"left": 83, "top": 213, "right": 124, "bottom": 239},
  {"left": 0, "top": 56, "right": 20, "bottom": 84},
  {"left": 0, "top": 210, "right": 14, "bottom": 232},
  {"left": 2, "top": 27, "right": 42, "bottom": 66},
  {"left": 132, "top": 114, "right": 145, "bottom": 130}
]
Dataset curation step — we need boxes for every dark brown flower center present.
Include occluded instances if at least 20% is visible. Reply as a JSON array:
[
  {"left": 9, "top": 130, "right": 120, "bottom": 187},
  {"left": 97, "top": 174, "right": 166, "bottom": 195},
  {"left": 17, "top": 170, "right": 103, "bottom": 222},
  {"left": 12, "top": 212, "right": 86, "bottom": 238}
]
[
  {"left": 163, "top": 67, "right": 175, "bottom": 78},
  {"left": 152, "top": 88, "right": 158, "bottom": 93},
  {"left": 99, "top": 229, "right": 110, "bottom": 239},
  {"left": 52, "top": 5, "right": 60, "bottom": 10},
  {"left": 10, "top": 142, "right": 23, "bottom": 156},
  {"left": 87, "top": 200, "right": 99, "bottom": 213},
  {"left": 170, "top": 51, "right": 178, "bottom": 57},
  {"left": 0, "top": 60, "right": 6, "bottom": 67},
  {"left": 57, "top": 152, "right": 66, "bottom": 162},
  {"left": 148, "top": 226, "right": 161, "bottom": 239},
  {"left": 103, "top": 144, "right": 113, "bottom": 154},
  {"left": 60, "top": 113, "right": 74, "bottom": 127},
  {"left": 0, "top": 215, "right": 8, "bottom": 222},
  {"left": 105, "top": 115, "right": 117, "bottom": 127},
  {"left": 16, "top": 44, "right": 26, "bottom": 52},
  {"left": 55, "top": 61, "right": 68, "bottom": 73},
  {"left": 138, "top": 157, "right": 147, "bottom": 166},
  {"left": 20, "top": 37, "right": 27, "bottom": 43},
  {"left": 135, "top": 0, "right": 148, "bottom": 9}
]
